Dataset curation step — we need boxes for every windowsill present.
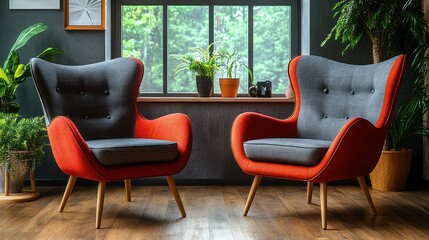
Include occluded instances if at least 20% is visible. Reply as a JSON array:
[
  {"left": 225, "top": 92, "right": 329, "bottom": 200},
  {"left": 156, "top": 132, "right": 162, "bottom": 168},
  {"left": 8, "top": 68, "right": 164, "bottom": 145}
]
[{"left": 137, "top": 97, "right": 295, "bottom": 103}]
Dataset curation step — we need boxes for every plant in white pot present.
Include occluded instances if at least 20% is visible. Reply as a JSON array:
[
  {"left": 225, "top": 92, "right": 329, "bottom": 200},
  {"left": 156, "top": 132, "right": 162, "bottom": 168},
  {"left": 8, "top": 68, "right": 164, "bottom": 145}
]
[
  {"left": 171, "top": 43, "right": 220, "bottom": 97},
  {"left": 322, "top": 0, "right": 429, "bottom": 191},
  {"left": 217, "top": 49, "right": 253, "bottom": 98}
]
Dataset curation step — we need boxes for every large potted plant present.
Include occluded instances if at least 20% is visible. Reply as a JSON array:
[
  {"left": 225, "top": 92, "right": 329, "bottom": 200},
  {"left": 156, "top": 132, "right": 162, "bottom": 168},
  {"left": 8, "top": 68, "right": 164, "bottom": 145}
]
[
  {"left": 217, "top": 49, "right": 253, "bottom": 98},
  {"left": 322, "top": 0, "right": 429, "bottom": 191},
  {"left": 0, "top": 114, "right": 47, "bottom": 196},
  {"left": 171, "top": 43, "right": 220, "bottom": 97},
  {"left": 0, "top": 23, "right": 61, "bottom": 201},
  {"left": 0, "top": 22, "right": 62, "bottom": 113}
]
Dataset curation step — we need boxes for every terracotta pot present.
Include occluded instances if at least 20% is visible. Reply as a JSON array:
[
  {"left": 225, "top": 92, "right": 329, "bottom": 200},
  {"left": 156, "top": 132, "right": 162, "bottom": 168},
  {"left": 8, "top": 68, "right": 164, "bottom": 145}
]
[
  {"left": 219, "top": 78, "right": 239, "bottom": 98},
  {"left": 369, "top": 149, "right": 412, "bottom": 191},
  {"left": 196, "top": 76, "right": 213, "bottom": 97}
]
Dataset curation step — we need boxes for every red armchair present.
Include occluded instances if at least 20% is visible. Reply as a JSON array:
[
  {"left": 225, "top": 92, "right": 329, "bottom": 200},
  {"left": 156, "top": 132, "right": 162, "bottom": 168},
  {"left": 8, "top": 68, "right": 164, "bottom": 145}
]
[
  {"left": 231, "top": 55, "right": 406, "bottom": 229},
  {"left": 31, "top": 58, "right": 192, "bottom": 229}
]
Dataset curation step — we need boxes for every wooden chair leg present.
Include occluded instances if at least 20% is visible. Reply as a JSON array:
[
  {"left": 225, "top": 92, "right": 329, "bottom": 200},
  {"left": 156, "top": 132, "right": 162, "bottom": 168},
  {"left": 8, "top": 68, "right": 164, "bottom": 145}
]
[
  {"left": 320, "top": 182, "right": 327, "bottom": 230},
  {"left": 124, "top": 179, "right": 131, "bottom": 202},
  {"left": 357, "top": 176, "right": 377, "bottom": 216},
  {"left": 307, "top": 182, "right": 313, "bottom": 204},
  {"left": 96, "top": 181, "right": 106, "bottom": 229},
  {"left": 59, "top": 176, "right": 77, "bottom": 212},
  {"left": 243, "top": 175, "right": 262, "bottom": 216},
  {"left": 166, "top": 176, "right": 186, "bottom": 217}
]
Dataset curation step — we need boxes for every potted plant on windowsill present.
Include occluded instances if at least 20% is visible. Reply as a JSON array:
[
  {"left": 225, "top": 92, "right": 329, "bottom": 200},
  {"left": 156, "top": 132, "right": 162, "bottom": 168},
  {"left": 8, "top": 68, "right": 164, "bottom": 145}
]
[
  {"left": 322, "top": 0, "right": 429, "bottom": 191},
  {"left": 171, "top": 43, "right": 220, "bottom": 97},
  {"left": 218, "top": 49, "right": 253, "bottom": 98}
]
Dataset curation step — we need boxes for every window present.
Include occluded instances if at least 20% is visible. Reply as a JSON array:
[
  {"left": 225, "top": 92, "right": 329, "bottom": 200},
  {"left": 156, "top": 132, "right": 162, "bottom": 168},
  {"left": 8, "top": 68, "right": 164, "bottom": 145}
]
[{"left": 113, "top": 1, "right": 298, "bottom": 96}]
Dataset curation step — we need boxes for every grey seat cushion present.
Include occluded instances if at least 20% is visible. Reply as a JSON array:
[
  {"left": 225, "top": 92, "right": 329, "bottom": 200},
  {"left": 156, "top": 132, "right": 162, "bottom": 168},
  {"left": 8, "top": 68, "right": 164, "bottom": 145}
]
[
  {"left": 86, "top": 138, "right": 178, "bottom": 166},
  {"left": 243, "top": 138, "right": 332, "bottom": 166}
]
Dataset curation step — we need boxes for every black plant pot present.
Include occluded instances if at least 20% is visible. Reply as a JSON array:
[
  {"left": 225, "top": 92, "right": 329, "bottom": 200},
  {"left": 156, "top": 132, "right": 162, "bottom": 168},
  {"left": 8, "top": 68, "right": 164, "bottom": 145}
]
[{"left": 196, "top": 76, "right": 213, "bottom": 97}]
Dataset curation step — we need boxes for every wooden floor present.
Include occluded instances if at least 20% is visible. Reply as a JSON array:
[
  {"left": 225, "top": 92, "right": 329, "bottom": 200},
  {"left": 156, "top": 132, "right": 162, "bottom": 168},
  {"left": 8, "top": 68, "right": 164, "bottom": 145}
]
[{"left": 0, "top": 184, "right": 428, "bottom": 239}]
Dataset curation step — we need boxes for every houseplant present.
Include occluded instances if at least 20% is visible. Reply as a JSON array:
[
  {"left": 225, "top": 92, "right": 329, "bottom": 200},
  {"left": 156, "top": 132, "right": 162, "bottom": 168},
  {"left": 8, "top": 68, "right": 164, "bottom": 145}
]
[
  {"left": 217, "top": 49, "right": 253, "bottom": 98},
  {"left": 0, "top": 113, "right": 47, "bottom": 195},
  {"left": 0, "top": 23, "right": 61, "bottom": 200},
  {"left": 0, "top": 22, "right": 63, "bottom": 113},
  {"left": 322, "top": 0, "right": 429, "bottom": 191},
  {"left": 171, "top": 43, "right": 220, "bottom": 97}
]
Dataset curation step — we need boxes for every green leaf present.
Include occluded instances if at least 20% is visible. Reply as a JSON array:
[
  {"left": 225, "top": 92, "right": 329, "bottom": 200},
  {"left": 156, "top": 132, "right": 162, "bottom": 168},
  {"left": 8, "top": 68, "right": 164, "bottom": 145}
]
[
  {"left": 13, "top": 64, "right": 25, "bottom": 79},
  {"left": 3, "top": 23, "right": 47, "bottom": 69},
  {"left": 0, "top": 68, "right": 9, "bottom": 84},
  {"left": 0, "top": 77, "right": 6, "bottom": 97}
]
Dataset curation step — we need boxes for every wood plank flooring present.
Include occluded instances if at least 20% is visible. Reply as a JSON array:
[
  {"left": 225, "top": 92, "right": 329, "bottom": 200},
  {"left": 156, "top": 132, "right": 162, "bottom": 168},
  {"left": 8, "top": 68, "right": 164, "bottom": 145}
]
[{"left": 0, "top": 184, "right": 428, "bottom": 239}]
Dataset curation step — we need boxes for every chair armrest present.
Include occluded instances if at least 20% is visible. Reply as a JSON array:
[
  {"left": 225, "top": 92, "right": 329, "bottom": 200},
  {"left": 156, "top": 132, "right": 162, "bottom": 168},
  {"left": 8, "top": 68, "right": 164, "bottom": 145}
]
[
  {"left": 135, "top": 113, "right": 193, "bottom": 172},
  {"left": 231, "top": 112, "right": 297, "bottom": 173},
  {"left": 47, "top": 116, "right": 108, "bottom": 181},
  {"left": 310, "top": 117, "right": 388, "bottom": 182}
]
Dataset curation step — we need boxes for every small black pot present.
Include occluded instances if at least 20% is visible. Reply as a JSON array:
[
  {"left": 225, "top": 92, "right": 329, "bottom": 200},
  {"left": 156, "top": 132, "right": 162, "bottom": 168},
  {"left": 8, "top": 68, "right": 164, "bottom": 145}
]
[{"left": 196, "top": 76, "right": 213, "bottom": 97}]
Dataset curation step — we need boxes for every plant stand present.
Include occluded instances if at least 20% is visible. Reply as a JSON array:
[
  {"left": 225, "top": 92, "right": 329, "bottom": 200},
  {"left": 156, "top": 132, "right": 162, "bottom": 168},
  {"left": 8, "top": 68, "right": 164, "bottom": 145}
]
[{"left": 0, "top": 171, "right": 40, "bottom": 203}]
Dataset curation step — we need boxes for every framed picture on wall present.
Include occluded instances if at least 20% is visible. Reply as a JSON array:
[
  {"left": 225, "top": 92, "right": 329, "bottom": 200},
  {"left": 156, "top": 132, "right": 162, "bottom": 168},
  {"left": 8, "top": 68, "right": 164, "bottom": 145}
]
[
  {"left": 9, "top": 0, "right": 60, "bottom": 9},
  {"left": 65, "top": 0, "right": 105, "bottom": 30}
]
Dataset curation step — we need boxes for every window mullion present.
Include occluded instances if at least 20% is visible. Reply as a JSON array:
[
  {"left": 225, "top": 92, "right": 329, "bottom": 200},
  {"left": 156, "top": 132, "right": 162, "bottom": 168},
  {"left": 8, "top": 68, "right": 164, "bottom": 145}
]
[
  {"left": 248, "top": 5, "right": 253, "bottom": 88},
  {"left": 163, "top": 4, "right": 168, "bottom": 95}
]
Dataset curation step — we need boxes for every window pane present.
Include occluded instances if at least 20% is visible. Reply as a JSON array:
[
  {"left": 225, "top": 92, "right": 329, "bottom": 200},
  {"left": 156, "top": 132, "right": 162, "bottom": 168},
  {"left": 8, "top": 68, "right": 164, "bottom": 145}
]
[
  {"left": 254, "top": 6, "right": 291, "bottom": 94},
  {"left": 214, "top": 6, "right": 249, "bottom": 94},
  {"left": 168, "top": 6, "right": 209, "bottom": 93},
  {"left": 122, "top": 6, "right": 163, "bottom": 93}
]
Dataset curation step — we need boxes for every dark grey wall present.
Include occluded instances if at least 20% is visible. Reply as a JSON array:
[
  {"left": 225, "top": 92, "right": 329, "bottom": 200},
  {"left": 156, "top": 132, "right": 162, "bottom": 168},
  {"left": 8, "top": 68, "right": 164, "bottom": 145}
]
[{"left": 0, "top": 1, "right": 422, "bottom": 185}]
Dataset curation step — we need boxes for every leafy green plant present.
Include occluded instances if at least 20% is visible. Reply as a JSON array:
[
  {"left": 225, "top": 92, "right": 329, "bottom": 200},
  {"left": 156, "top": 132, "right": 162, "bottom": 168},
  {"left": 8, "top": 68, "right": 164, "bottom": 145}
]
[
  {"left": 322, "top": 0, "right": 429, "bottom": 150},
  {"left": 171, "top": 43, "right": 220, "bottom": 80},
  {"left": 0, "top": 113, "right": 48, "bottom": 171},
  {"left": 0, "top": 23, "right": 63, "bottom": 113},
  {"left": 217, "top": 49, "right": 253, "bottom": 82}
]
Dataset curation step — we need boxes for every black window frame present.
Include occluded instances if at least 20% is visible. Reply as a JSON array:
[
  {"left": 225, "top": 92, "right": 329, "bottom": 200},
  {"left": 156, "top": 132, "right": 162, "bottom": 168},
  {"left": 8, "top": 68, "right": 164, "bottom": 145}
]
[{"left": 112, "top": 0, "right": 300, "bottom": 97}]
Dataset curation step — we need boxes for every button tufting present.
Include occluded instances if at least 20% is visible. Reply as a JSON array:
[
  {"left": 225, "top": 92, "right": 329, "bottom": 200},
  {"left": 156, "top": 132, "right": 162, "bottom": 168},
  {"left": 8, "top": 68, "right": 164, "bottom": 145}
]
[
  {"left": 104, "top": 90, "right": 110, "bottom": 95},
  {"left": 84, "top": 116, "right": 88, "bottom": 119},
  {"left": 56, "top": 87, "right": 60, "bottom": 92},
  {"left": 345, "top": 116, "right": 349, "bottom": 119},
  {"left": 80, "top": 91, "right": 84, "bottom": 95},
  {"left": 324, "top": 115, "right": 328, "bottom": 119},
  {"left": 323, "top": 88, "right": 329, "bottom": 94},
  {"left": 350, "top": 90, "right": 354, "bottom": 95},
  {"left": 371, "top": 89, "right": 375, "bottom": 94},
  {"left": 107, "top": 115, "right": 111, "bottom": 119}
]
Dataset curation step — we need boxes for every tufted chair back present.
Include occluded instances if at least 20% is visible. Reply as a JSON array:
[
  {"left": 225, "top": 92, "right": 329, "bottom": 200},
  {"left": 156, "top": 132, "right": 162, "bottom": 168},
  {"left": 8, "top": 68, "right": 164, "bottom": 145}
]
[
  {"left": 30, "top": 58, "right": 143, "bottom": 140},
  {"left": 294, "top": 55, "right": 402, "bottom": 141}
]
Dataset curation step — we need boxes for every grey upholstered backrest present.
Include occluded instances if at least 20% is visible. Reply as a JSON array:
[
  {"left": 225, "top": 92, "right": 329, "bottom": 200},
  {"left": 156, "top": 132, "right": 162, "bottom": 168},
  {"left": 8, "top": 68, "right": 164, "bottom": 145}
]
[
  {"left": 30, "top": 58, "right": 142, "bottom": 140},
  {"left": 295, "top": 55, "right": 399, "bottom": 141}
]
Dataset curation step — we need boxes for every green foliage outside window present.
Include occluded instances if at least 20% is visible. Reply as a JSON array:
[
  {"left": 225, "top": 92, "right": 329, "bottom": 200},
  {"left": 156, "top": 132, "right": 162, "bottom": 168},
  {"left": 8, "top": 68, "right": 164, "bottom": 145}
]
[{"left": 121, "top": 4, "right": 292, "bottom": 95}]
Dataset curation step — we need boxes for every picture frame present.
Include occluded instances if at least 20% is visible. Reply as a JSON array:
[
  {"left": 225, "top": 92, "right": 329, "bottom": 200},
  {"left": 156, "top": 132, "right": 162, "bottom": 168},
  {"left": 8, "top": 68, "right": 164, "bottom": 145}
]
[
  {"left": 9, "top": 0, "right": 60, "bottom": 9},
  {"left": 65, "top": 0, "right": 106, "bottom": 30}
]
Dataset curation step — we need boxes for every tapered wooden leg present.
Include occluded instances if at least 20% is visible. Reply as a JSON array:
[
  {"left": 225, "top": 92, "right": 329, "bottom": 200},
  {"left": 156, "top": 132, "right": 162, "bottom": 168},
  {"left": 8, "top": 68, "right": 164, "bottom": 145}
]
[
  {"left": 307, "top": 182, "right": 314, "bottom": 204},
  {"left": 30, "top": 171, "right": 36, "bottom": 193},
  {"left": 244, "top": 175, "right": 262, "bottom": 216},
  {"left": 124, "top": 179, "right": 131, "bottom": 202},
  {"left": 320, "top": 182, "right": 327, "bottom": 230},
  {"left": 5, "top": 173, "right": 10, "bottom": 196},
  {"left": 96, "top": 181, "right": 106, "bottom": 229},
  {"left": 166, "top": 176, "right": 186, "bottom": 217},
  {"left": 59, "top": 176, "right": 77, "bottom": 212},
  {"left": 357, "top": 176, "right": 377, "bottom": 215}
]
